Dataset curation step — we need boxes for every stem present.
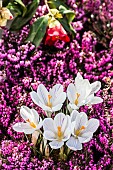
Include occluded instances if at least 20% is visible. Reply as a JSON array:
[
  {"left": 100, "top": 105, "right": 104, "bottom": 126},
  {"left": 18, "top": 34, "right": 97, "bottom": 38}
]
[{"left": 44, "top": 0, "right": 53, "bottom": 16}]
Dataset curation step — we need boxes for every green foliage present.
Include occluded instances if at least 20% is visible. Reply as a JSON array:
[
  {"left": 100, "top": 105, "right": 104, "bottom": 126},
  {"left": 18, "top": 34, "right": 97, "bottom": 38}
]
[
  {"left": 26, "top": 15, "right": 49, "bottom": 48},
  {"left": 59, "top": 5, "right": 75, "bottom": 23},
  {"left": 7, "top": 0, "right": 27, "bottom": 16},
  {"left": 10, "top": 0, "right": 40, "bottom": 31},
  {"left": 48, "top": 0, "right": 68, "bottom": 9},
  {"left": 48, "top": 0, "right": 75, "bottom": 37}
]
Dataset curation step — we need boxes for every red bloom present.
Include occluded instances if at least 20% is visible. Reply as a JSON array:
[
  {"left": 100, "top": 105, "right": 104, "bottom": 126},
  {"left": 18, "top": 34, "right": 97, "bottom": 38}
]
[{"left": 45, "top": 22, "right": 70, "bottom": 46}]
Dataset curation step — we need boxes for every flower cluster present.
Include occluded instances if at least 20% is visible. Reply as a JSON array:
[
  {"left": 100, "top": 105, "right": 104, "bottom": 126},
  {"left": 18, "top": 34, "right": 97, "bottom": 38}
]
[
  {"left": 0, "top": 0, "right": 113, "bottom": 169},
  {"left": 12, "top": 73, "right": 102, "bottom": 152}
]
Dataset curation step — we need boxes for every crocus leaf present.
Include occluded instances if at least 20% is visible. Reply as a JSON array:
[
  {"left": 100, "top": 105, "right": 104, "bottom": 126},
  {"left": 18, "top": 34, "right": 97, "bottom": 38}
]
[
  {"left": 26, "top": 15, "right": 49, "bottom": 48},
  {"left": 10, "top": 0, "right": 40, "bottom": 31},
  {"left": 59, "top": 5, "right": 75, "bottom": 23}
]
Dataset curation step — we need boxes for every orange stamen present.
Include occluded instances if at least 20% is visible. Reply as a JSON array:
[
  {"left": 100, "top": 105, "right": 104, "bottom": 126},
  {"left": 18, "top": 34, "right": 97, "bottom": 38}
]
[
  {"left": 26, "top": 119, "right": 36, "bottom": 128},
  {"left": 57, "top": 126, "right": 62, "bottom": 138},
  {"left": 74, "top": 93, "right": 80, "bottom": 105},
  {"left": 75, "top": 126, "right": 85, "bottom": 136},
  {"left": 47, "top": 94, "right": 52, "bottom": 108}
]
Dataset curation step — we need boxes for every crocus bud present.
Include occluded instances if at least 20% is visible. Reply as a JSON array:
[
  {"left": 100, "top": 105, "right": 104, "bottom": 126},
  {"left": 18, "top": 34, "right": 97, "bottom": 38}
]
[
  {"left": 45, "top": 144, "right": 49, "bottom": 157},
  {"left": 32, "top": 131, "right": 39, "bottom": 146}
]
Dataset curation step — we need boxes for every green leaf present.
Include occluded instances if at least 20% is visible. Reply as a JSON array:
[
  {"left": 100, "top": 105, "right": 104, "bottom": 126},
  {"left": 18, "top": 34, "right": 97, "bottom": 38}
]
[
  {"left": 10, "top": 0, "right": 40, "bottom": 31},
  {"left": 48, "top": 0, "right": 68, "bottom": 9},
  {"left": 58, "top": 18, "right": 76, "bottom": 38},
  {"left": 14, "top": 0, "right": 27, "bottom": 16},
  {"left": 59, "top": 5, "right": 75, "bottom": 23},
  {"left": 26, "top": 15, "right": 48, "bottom": 48}
]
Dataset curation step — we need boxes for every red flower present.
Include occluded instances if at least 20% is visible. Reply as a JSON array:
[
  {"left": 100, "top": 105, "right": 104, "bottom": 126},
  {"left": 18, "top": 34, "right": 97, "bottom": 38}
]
[{"left": 45, "top": 22, "right": 70, "bottom": 46}]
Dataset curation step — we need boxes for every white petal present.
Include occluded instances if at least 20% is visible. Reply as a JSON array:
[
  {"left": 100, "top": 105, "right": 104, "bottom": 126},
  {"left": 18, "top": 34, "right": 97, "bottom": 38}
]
[
  {"left": 52, "top": 92, "right": 66, "bottom": 106},
  {"left": 43, "top": 118, "right": 55, "bottom": 132},
  {"left": 63, "top": 127, "right": 71, "bottom": 141},
  {"left": 37, "top": 119, "right": 43, "bottom": 129},
  {"left": 90, "top": 81, "right": 101, "bottom": 94},
  {"left": 13, "top": 122, "right": 34, "bottom": 134},
  {"left": 20, "top": 106, "right": 31, "bottom": 121},
  {"left": 54, "top": 113, "right": 65, "bottom": 128},
  {"left": 61, "top": 115, "right": 70, "bottom": 132},
  {"left": 43, "top": 130, "right": 56, "bottom": 140},
  {"left": 88, "top": 96, "right": 103, "bottom": 105},
  {"left": 49, "top": 140, "right": 64, "bottom": 149},
  {"left": 69, "top": 103, "right": 79, "bottom": 110},
  {"left": 78, "top": 132, "right": 93, "bottom": 143},
  {"left": 67, "top": 83, "right": 76, "bottom": 103},
  {"left": 85, "top": 118, "right": 99, "bottom": 133},
  {"left": 66, "top": 136, "right": 82, "bottom": 151},
  {"left": 74, "top": 112, "right": 88, "bottom": 131},
  {"left": 30, "top": 91, "right": 40, "bottom": 105},
  {"left": 71, "top": 110, "right": 79, "bottom": 122},
  {"left": 37, "top": 84, "right": 49, "bottom": 105},
  {"left": 30, "top": 108, "right": 39, "bottom": 123},
  {"left": 49, "top": 84, "right": 63, "bottom": 98},
  {"left": 52, "top": 104, "right": 63, "bottom": 112},
  {"left": 75, "top": 72, "right": 83, "bottom": 85},
  {"left": 77, "top": 80, "right": 91, "bottom": 98},
  {"left": 38, "top": 102, "right": 52, "bottom": 112}
]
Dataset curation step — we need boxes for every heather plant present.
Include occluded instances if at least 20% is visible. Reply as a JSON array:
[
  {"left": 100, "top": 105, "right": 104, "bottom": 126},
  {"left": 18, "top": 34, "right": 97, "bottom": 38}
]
[{"left": 0, "top": 0, "right": 113, "bottom": 170}]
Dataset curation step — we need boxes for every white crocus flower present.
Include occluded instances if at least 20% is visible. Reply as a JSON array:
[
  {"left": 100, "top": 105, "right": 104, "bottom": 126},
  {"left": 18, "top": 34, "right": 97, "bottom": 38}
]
[
  {"left": 13, "top": 106, "right": 43, "bottom": 134},
  {"left": 0, "top": 6, "right": 13, "bottom": 27},
  {"left": 67, "top": 73, "right": 103, "bottom": 109},
  {"left": 66, "top": 110, "right": 99, "bottom": 151},
  {"left": 30, "top": 84, "right": 66, "bottom": 114},
  {"left": 43, "top": 113, "right": 71, "bottom": 149}
]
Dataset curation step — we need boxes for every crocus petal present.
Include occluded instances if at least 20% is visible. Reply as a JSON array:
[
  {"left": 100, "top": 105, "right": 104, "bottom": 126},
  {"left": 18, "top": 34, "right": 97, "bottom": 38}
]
[
  {"left": 88, "top": 96, "right": 103, "bottom": 105},
  {"left": 85, "top": 118, "right": 100, "bottom": 133},
  {"left": 73, "top": 112, "right": 88, "bottom": 131},
  {"left": 49, "top": 140, "right": 64, "bottom": 149},
  {"left": 37, "top": 118, "right": 43, "bottom": 129},
  {"left": 70, "top": 110, "right": 79, "bottom": 122},
  {"left": 78, "top": 132, "right": 93, "bottom": 143},
  {"left": 30, "top": 91, "right": 40, "bottom": 105},
  {"left": 37, "top": 102, "right": 52, "bottom": 112},
  {"left": 31, "top": 108, "right": 39, "bottom": 121},
  {"left": 69, "top": 103, "right": 79, "bottom": 110},
  {"left": 75, "top": 72, "right": 83, "bottom": 86},
  {"left": 52, "top": 104, "right": 63, "bottom": 112},
  {"left": 63, "top": 127, "right": 71, "bottom": 141},
  {"left": 13, "top": 122, "right": 34, "bottom": 134},
  {"left": 43, "top": 130, "right": 56, "bottom": 141},
  {"left": 90, "top": 81, "right": 101, "bottom": 94},
  {"left": 61, "top": 115, "right": 68, "bottom": 132},
  {"left": 20, "top": 106, "right": 31, "bottom": 121},
  {"left": 37, "top": 84, "right": 49, "bottom": 105},
  {"left": 49, "top": 84, "right": 63, "bottom": 98},
  {"left": 54, "top": 112, "right": 65, "bottom": 127},
  {"left": 43, "top": 118, "right": 55, "bottom": 132},
  {"left": 67, "top": 83, "right": 76, "bottom": 103},
  {"left": 52, "top": 92, "right": 66, "bottom": 106},
  {"left": 66, "top": 136, "right": 82, "bottom": 151}
]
